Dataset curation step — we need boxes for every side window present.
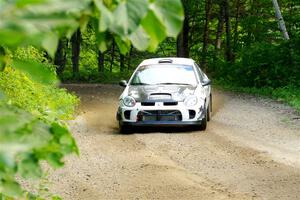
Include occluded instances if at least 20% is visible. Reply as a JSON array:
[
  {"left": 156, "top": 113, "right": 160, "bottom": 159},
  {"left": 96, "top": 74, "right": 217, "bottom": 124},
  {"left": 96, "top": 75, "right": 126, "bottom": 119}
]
[{"left": 194, "top": 63, "right": 204, "bottom": 82}]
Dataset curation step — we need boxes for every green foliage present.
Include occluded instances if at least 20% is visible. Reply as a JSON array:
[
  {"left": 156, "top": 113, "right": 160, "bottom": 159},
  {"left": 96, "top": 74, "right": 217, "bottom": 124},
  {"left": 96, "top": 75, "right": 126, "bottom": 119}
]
[
  {"left": 0, "top": 65, "right": 79, "bottom": 198},
  {"left": 0, "top": 0, "right": 184, "bottom": 198},
  {"left": 92, "top": 0, "right": 184, "bottom": 53},
  {"left": 215, "top": 82, "right": 300, "bottom": 113},
  {"left": 0, "top": 0, "right": 184, "bottom": 56},
  {"left": 0, "top": 67, "right": 78, "bottom": 122},
  {"left": 61, "top": 69, "right": 132, "bottom": 84},
  {"left": 0, "top": 104, "right": 78, "bottom": 198},
  {"left": 209, "top": 39, "right": 300, "bottom": 88}
]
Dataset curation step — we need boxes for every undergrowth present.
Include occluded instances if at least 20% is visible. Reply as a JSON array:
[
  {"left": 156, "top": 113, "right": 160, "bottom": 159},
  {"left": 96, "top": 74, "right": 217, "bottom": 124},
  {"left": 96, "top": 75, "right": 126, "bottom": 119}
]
[
  {"left": 0, "top": 67, "right": 79, "bottom": 122},
  {"left": 215, "top": 80, "right": 300, "bottom": 114}
]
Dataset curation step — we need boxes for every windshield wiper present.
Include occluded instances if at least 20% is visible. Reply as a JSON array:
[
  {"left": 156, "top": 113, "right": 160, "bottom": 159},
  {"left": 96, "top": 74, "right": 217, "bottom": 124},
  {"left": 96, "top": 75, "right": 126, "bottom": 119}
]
[{"left": 155, "top": 83, "right": 193, "bottom": 86}]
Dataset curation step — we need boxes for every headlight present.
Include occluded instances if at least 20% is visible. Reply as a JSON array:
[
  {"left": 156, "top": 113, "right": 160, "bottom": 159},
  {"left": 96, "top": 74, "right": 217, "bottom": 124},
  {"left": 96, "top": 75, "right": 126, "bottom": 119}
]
[
  {"left": 184, "top": 95, "right": 198, "bottom": 107},
  {"left": 123, "top": 96, "right": 136, "bottom": 107}
]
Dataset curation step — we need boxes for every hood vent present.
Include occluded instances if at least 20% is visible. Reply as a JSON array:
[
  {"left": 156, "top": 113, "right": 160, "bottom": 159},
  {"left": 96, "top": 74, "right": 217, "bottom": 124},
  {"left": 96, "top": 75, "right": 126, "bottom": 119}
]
[{"left": 149, "top": 93, "right": 172, "bottom": 100}]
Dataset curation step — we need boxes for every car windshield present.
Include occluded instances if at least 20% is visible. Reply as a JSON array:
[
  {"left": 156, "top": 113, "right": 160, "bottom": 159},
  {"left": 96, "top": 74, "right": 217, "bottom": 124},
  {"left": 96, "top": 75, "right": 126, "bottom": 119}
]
[{"left": 130, "top": 64, "right": 198, "bottom": 86}]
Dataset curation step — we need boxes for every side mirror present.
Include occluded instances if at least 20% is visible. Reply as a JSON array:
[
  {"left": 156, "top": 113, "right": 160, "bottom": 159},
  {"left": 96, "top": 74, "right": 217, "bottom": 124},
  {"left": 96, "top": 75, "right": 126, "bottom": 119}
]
[
  {"left": 202, "top": 79, "right": 212, "bottom": 87},
  {"left": 119, "top": 80, "right": 128, "bottom": 87}
]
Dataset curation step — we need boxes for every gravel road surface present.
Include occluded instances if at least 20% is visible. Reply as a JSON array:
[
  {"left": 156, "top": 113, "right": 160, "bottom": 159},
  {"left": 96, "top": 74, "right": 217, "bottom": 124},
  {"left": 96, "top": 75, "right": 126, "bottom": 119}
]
[{"left": 49, "top": 84, "right": 300, "bottom": 200}]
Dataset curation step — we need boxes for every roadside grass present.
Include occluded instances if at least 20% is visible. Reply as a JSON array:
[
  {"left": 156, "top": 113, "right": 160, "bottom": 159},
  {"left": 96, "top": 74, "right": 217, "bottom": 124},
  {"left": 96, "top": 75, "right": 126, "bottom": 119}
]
[{"left": 214, "top": 80, "right": 300, "bottom": 114}]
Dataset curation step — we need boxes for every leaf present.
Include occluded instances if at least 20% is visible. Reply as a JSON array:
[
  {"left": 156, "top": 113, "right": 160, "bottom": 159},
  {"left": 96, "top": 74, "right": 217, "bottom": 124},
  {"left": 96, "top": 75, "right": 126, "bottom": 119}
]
[
  {"left": 18, "top": 154, "right": 42, "bottom": 179},
  {"left": 12, "top": 59, "right": 57, "bottom": 85},
  {"left": 0, "top": 106, "right": 32, "bottom": 134},
  {"left": 141, "top": 10, "right": 167, "bottom": 51},
  {"left": 15, "top": 0, "right": 47, "bottom": 7},
  {"left": 79, "top": 12, "right": 90, "bottom": 32},
  {"left": 0, "top": 46, "right": 6, "bottom": 71},
  {"left": 50, "top": 122, "right": 79, "bottom": 155},
  {"left": 114, "top": 36, "right": 131, "bottom": 55},
  {"left": 0, "top": 152, "right": 16, "bottom": 168},
  {"left": 94, "top": 0, "right": 113, "bottom": 32},
  {"left": 0, "top": 180, "right": 23, "bottom": 198},
  {"left": 52, "top": 196, "right": 63, "bottom": 200},
  {"left": 96, "top": 32, "right": 108, "bottom": 52},
  {"left": 42, "top": 32, "right": 59, "bottom": 58},
  {"left": 111, "top": 0, "right": 149, "bottom": 36},
  {"left": 129, "top": 26, "right": 150, "bottom": 51},
  {"left": 50, "top": 122, "right": 69, "bottom": 137},
  {"left": 0, "top": 28, "right": 30, "bottom": 47},
  {"left": 0, "top": 91, "right": 4, "bottom": 100},
  {"left": 45, "top": 153, "right": 64, "bottom": 169},
  {"left": 150, "top": 0, "right": 184, "bottom": 37},
  {"left": 0, "top": 116, "right": 22, "bottom": 134}
]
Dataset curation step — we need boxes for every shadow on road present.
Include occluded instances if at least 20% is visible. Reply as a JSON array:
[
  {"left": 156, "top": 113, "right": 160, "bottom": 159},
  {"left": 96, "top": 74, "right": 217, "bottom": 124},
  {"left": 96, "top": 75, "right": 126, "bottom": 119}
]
[{"left": 115, "top": 126, "right": 203, "bottom": 135}]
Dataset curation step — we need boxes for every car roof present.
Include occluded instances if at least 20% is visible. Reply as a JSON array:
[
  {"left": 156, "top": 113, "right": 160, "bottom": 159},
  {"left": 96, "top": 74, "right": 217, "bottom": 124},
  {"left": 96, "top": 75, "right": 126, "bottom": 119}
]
[{"left": 139, "top": 57, "right": 195, "bottom": 66}]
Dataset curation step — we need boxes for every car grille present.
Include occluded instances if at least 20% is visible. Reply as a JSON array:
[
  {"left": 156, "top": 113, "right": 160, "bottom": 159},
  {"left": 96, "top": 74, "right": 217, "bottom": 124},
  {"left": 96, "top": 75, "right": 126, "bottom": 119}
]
[
  {"left": 141, "top": 102, "right": 178, "bottom": 106},
  {"left": 163, "top": 102, "right": 178, "bottom": 106},
  {"left": 141, "top": 102, "right": 155, "bottom": 106},
  {"left": 188, "top": 110, "right": 196, "bottom": 119},
  {"left": 137, "top": 110, "right": 182, "bottom": 122},
  {"left": 124, "top": 110, "right": 131, "bottom": 120}
]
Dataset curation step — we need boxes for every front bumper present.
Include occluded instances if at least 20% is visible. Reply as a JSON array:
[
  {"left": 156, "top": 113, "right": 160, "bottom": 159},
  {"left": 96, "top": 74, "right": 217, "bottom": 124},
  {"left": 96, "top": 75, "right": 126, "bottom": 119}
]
[
  {"left": 117, "top": 101, "right": 205, "bottom": 127},
  {"left": 120, "top": 120, "right": 203, "bottom": 127}
]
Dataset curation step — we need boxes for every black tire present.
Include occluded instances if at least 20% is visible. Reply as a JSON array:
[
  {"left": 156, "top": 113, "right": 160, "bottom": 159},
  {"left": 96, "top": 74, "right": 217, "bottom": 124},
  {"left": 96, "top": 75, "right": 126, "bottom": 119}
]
[
  {"left": 119, "top": 122, "right": 132, "bottom": 134},
  {"left": 210, "top": 94, "right": 213, "bottom": 112},
  {"left": 199, "top": 107, "right": 207, "bottom": 131},
  {"left": 207, "top": 104, "right": 211, "bottom": 122}
]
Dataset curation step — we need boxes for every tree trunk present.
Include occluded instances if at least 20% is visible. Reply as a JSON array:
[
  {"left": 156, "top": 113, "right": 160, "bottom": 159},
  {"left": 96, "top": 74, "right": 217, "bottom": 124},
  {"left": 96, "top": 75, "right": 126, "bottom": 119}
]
[
  {"left": 120, "top": 53, "right": 125, "bottom": 72},
  {"left": 215, "top": 3, "right": 225, "bottom": 50},
  {"left": 110, "top": 40, "right": 115, "bottom": 73},
  {"left": 0, "top": 46, "right": 6, "bottom": 71},
  {"left": 287, "top": 1, "right": 294, "bottom": 38},
  {"left": 127, "top": 46, "right": 133, "bottom": 70},
  {"left": 71, "top": 29, "right": 81, "bottom": 77},
  {"left": 176, "top": 16, "right": 189, "bottom": 58},
  {"left": 223, "top": 0, "right": 233, "bottom": 62},
  {"left": 272, "top": 0, "right": 290, "bottom": 40},
  {"left": 201, "top": 0, "right": 213, "bottom": 67},
  {"left": 233, "top": 0, "right": 241, "bottom": 56},
  {"left": 54, "top": 39, "right": 67, "bottom": 75},
  {"left": 97, "top": 50, "right": 105, "bottom": 75}
]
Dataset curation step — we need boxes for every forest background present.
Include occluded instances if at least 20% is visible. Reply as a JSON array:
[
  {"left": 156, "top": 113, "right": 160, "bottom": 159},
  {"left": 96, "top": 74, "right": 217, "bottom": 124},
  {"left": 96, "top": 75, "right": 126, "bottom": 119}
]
[{"left": 0, "top": 0, "right": 299, "bottom": 199}]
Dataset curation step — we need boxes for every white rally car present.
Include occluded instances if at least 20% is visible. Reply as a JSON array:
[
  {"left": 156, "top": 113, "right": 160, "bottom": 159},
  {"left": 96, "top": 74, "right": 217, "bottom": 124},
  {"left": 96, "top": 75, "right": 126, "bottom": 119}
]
[{"left": 116, "top": 58, "right": 212, "bottom": 133}]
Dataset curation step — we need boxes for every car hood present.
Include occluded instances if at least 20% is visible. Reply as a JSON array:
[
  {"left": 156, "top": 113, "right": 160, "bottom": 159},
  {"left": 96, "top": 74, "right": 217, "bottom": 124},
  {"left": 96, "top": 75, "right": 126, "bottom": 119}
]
[{"left": 127, "top": 85, "right": 198, "bottom": 102}]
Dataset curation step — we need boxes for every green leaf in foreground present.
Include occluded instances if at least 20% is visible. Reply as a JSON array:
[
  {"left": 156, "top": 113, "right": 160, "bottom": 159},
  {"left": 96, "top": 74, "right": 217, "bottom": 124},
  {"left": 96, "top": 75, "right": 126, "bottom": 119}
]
[
  {"left": 0, "top": 91, "right": 4, "bottom": 100},
  {"left": 15, "top": 0, "right": 47, "bottom": 7},
  {"left": 18, "top": 154, "right": 42, "bottom": 179},
  {"left": 114, "top": 36, "right": 131, "bottom": 55},
  {"left": 96, "top": 31, "right": 108, "bottom": 52},
  {"left": 12, "top": 59, "right": 57, "bottom": 85},
  {"left": 129, "top": 26, "right": 150, "bottom": 51},
  {"left": 42, "top": 32, "right": 59, "bottom": 58},
  {"left": 0, "top": 180, "right": 23, "bottom": 198},
  {"left": 150, "top": 0, "right": 184, "bottom": 37},
  {"left": 94, "top": 0, "right": 113, "bottom": 32},
  {"left": 111, "top": 0, "right": 148, "bottom": 36},
  {"left": 141, "top": 10, "right": 167, "bottom": 51}
]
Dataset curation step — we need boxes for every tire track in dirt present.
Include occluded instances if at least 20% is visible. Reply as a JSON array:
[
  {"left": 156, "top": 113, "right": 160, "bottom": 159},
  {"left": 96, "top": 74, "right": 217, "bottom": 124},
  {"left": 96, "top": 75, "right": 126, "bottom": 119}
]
[{"left": 49, "top": 84, "right": 300, "bottom": 200}]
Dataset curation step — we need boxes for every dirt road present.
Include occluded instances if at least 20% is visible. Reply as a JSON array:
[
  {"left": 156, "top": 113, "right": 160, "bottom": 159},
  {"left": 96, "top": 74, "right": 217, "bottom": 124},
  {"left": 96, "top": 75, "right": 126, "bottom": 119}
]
[{"left": 49, "top": 84, "right": 300, "bottom": 200}]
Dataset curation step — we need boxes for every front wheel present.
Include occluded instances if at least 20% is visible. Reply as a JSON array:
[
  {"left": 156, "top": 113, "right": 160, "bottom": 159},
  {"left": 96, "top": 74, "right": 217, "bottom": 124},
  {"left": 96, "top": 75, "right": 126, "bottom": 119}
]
[
  {"left": 119, "top": 123, "right": 132, "bottom": 134},
  {"left": 207, "top": 103, "right": 211, "bottom": 122},
  {"left": 198, "top": 108, "right": 207, "bottom": 131}
]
